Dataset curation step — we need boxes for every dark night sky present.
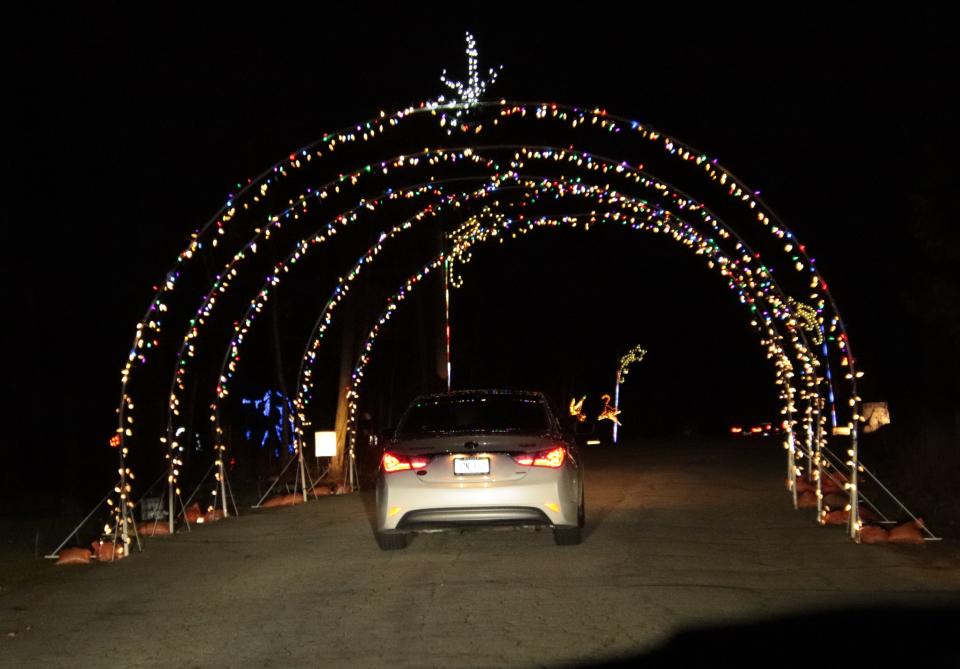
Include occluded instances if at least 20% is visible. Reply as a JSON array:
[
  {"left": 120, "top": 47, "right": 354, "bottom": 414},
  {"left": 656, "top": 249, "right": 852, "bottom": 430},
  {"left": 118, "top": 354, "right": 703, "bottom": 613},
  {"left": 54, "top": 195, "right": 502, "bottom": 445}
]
[{"left": 4, "top": 7, "right": 958, "bottom": 505}]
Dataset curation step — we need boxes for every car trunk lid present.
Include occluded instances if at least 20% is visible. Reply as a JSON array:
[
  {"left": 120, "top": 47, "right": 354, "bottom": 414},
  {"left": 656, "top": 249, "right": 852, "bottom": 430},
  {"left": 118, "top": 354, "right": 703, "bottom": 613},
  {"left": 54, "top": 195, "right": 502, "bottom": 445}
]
[{"left": 394, "top": 433, "right": 559, "bottom": 484}]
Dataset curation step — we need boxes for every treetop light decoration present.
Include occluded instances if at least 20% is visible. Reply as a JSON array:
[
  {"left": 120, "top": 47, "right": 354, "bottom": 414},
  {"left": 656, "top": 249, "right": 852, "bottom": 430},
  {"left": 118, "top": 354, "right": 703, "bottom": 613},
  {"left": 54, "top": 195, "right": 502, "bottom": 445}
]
[
  {"left": 71, "top": 33, "right": 940, "bottom": 560},
  {"left": 429, "top": 31, "right": 502, "bottom": 131}
]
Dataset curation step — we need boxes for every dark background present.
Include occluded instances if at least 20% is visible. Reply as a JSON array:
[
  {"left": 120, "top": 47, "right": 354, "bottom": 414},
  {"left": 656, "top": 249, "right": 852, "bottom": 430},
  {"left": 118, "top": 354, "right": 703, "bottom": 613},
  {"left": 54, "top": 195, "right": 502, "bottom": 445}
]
[{"left": 4, "top": 7, "right": 957, "bottom": 531}]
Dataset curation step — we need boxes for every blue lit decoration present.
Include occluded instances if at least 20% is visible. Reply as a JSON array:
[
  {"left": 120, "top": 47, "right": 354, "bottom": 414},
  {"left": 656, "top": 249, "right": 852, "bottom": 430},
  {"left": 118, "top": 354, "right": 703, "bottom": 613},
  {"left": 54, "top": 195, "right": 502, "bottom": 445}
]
[{"left": 240, "top": 390, "right": 296, "bottom": 460}]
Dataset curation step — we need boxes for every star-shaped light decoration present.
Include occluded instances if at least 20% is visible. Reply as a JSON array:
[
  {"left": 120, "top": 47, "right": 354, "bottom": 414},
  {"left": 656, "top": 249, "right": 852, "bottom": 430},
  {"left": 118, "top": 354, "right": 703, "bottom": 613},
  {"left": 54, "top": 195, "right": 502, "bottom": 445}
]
[
  {"left": 569, "top": 395, "right": 587, "bottom": 423},
  {"left": 598, "top": 394, "right": 622, "bottom": 425},
  {"left": 427, "top": 31, "right": 502, "bottom": 133}
]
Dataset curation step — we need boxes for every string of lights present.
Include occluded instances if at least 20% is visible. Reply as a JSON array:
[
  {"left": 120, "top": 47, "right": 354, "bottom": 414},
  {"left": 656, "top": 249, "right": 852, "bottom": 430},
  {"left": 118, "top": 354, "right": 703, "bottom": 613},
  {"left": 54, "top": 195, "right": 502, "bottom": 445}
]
[
  {"left": 339, "top": 209, "right": 807, "bottom": 481},
  {"left": 102, "top": 40, "right": 866, "bottom": 543},
  {"left": 169, "top": 165, "right": 826, "bottom": 518}
]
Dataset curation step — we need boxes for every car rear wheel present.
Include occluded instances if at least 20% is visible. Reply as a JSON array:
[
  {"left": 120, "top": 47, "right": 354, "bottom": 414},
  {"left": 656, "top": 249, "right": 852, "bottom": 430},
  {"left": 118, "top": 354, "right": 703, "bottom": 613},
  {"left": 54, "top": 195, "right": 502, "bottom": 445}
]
[{"left": 375, "top": 531, "right": 410, "bottom": 551}]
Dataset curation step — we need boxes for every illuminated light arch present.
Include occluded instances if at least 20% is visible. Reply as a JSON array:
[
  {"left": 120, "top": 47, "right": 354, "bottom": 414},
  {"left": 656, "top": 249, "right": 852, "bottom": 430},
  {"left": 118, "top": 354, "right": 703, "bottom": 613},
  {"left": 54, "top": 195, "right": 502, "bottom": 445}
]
[
  {"left": 107, "top": 100, "right": 873, "bottom": 549},
  {"left": 298, "top": 185, "right": 813, "bottom": 440},
  {"left": 200, "top": 174, "right": 818, "bottom": 489},
  {"left": 120, "top": 104, "right": 856, "bottom": 448},
  {"left": 338, "top": 208, "right": 804, "bottom": 466},
  {"left": 158, "top": 162, "right": 807, "bottom": 464},
  {"left": 286, "top": 163, "right": 827, "bottom": 422},
  {"left": 165, "top": 170, "right": 822, "bottom": 528},
  {"left": 163, "top": 183, "right": 452, "bottom": 499},
  {"left": 192, "top": 149, "right": 828, "bottom": 433},
  {"left": 171, "top": 167, "right": 824, "bottom": 528}
]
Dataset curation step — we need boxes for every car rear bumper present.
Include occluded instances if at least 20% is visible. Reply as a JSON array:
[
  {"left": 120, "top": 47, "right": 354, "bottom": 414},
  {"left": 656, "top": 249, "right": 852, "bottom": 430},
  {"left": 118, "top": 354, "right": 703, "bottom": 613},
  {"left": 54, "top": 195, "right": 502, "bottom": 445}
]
[
  {"left": 376, "top": 471, "right": 579, "bottom": 532},
  {"left": 395, "top": 506, "right": 551, "bottom": 529}
]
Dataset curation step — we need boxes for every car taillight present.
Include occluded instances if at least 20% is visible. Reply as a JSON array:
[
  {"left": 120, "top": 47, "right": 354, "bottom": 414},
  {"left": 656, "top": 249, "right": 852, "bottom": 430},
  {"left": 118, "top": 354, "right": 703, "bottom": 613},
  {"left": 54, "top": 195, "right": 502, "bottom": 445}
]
[
  {"left": 513, "top": 446, "right": 566, "bottom": 468},
  {"left": 381, "top": 452, "right": 429, "bottom": 473}
]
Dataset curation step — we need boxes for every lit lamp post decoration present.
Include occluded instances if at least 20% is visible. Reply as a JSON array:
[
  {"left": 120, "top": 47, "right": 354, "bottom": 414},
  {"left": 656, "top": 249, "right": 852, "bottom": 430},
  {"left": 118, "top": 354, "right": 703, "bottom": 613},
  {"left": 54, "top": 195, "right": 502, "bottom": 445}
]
[
  {"left": 84, "top": 32, "right": 937, "bottom": 558},
  {"left": 611, "top": 345, "right": 647, "bottom": 443}
]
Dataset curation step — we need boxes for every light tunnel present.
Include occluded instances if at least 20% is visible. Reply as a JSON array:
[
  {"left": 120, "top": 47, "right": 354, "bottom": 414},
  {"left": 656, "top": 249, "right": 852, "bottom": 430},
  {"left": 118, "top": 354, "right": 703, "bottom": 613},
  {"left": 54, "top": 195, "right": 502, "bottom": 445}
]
[
  {"left": 106, "top": 100, "right": 870, "bottom": 549},
  {"left": 191, "top": 172, "right": 824, "bottom": 527},
  {"left": 200, "top": 176, "right": 819, "bottom": 509}
]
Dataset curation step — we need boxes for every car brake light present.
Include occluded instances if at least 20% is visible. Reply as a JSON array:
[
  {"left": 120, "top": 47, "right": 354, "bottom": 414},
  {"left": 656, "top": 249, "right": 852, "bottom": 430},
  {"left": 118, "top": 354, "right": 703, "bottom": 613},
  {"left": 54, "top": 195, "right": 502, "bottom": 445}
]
[
  {"left": 381, "top": 452, "right": 430, "bottom": 473},
  {"left": 513, "top": 446, "right": 565, "bottom": 468}
]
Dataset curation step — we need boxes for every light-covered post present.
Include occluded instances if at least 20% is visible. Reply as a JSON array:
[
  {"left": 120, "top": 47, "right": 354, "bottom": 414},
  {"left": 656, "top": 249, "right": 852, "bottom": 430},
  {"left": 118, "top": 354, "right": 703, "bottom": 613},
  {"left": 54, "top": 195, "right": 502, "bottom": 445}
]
[{"left": 613, "top": 345, "right": 647, "bottom": 444}]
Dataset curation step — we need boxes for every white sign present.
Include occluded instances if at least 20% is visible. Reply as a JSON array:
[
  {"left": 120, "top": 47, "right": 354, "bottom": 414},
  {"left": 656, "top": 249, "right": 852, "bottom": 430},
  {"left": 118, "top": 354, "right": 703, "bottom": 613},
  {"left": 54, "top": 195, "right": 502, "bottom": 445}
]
[{"left": 314, "top": 431, "right": 337, "bottom": 457}]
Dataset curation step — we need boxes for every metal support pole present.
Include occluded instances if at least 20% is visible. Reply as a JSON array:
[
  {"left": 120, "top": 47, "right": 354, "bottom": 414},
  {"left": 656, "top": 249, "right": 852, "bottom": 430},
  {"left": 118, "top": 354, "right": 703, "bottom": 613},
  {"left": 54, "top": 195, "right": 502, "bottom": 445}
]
[
  {"left": 181, "top": 461, "right": 216, "bottom": 516},
  {"left": 443, "top": 255, "right": 452, "bottom": 393},
  {"left": 223, "top": 466, "right": 240, "bottom": 517},
  {"left": 44, "top": 489, "right": 112, "bottom": 559},
  {"left": 345, "top": 433, "right": 359, "bottom": 491},
  {"left": 857, "top": 461, "right": 940, "bottom": 539},
  {"left": 168, "top": 476, "right": 175, "bottom": 535},
  {"left": 815, "top": 397, "right": 825, "bottom": 521},
  {"left": 612, "top": 376, "right": 621, "bottom": 444},
  {"left": 118, "top": 459, "right": 131, "bottom": 555},
  {"left": 298, "top": 444, "right": 309, "bottom": 502},
  {"left": 787, "top": 426, "right": 798, "bottom": 509},
  {"left": 253, "top": 453, "right": 299, "bottom": 508},
  {"left": 218, "top": 456, "right": 229, "bottom": 517},
  {"left": 848, "top": 425, "right": 860, "bottom": 540}
]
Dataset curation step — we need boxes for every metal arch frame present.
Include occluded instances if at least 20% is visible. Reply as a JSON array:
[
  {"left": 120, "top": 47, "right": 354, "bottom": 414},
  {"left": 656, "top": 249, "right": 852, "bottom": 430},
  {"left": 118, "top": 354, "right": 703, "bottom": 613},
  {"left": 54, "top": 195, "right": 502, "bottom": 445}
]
[
  {"left": 118, "top": 101, "right": 855, "bottom": 453},
  {"left": 106, "top": 99, "right": 866, "bottom": 544},
  {"left": 169, "top": 163, "right": 825, "bottom": 522}
]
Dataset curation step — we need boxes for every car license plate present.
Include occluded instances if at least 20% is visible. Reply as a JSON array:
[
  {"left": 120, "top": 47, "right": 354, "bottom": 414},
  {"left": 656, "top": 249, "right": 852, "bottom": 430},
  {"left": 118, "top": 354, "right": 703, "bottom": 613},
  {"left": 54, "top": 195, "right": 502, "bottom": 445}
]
[{"left": 454, "top": 457, "right": 490, "bottom": 475}]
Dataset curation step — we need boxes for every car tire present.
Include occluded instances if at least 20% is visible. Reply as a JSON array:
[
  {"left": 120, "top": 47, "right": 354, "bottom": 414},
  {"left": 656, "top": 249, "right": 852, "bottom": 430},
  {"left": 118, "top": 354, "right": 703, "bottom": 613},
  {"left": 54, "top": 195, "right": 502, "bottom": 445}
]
[
  {"left": 375, "top": 531, "right": 410, "bottom": 551},
  {"left": 553, "top": 525, "right": 582, "bottom": 546}
]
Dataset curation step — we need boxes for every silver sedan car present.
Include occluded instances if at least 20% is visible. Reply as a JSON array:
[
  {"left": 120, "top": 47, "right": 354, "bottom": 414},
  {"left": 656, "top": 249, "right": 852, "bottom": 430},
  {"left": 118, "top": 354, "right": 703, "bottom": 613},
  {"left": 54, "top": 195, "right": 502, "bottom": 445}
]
[{"left": 375, "top": 389, "right": 585, "bottom": 550}]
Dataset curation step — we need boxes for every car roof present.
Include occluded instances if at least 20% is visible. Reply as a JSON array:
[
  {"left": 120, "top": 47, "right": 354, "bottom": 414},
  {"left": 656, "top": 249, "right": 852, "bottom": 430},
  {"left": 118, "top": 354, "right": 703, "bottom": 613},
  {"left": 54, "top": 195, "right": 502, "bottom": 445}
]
[{"left": 410, "top": 389, "right": 545, "bottom": 402}]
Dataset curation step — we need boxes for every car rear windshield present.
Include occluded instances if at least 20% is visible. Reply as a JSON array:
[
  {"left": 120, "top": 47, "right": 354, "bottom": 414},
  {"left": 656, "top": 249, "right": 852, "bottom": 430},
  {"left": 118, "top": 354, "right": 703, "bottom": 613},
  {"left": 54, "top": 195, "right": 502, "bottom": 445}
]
[{"left": 397, "top": 394, "right": 551, "bottom": 437}]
